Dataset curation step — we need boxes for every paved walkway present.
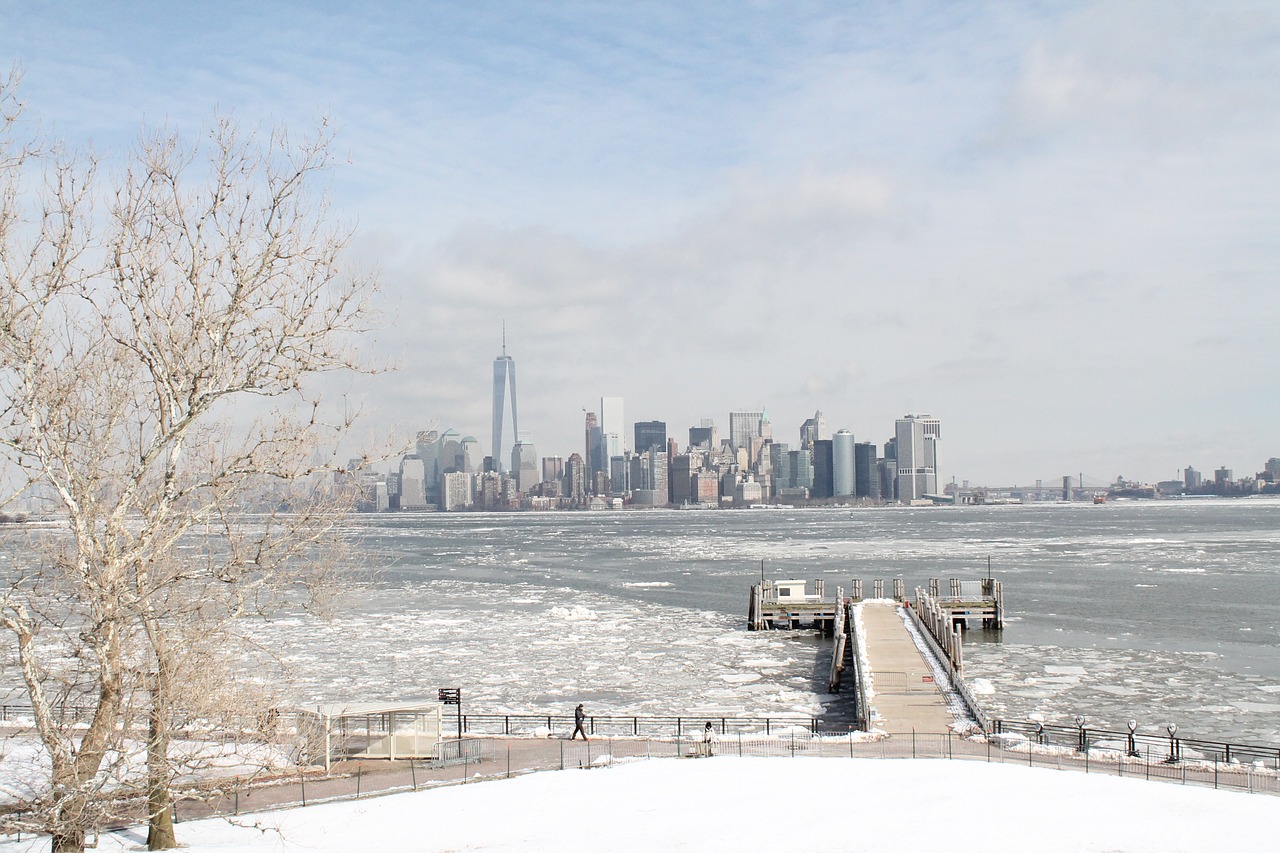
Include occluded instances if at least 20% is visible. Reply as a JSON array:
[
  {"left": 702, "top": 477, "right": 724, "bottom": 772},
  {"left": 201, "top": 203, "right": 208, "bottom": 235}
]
[{"left": 859, "top": 602, "right": 955, "bottom": 733}]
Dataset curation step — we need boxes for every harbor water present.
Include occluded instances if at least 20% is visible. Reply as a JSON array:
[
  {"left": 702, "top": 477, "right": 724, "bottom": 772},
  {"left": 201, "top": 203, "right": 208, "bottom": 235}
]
[{"left": 246, "top": 497, "right": 1280, "bottom": 745}]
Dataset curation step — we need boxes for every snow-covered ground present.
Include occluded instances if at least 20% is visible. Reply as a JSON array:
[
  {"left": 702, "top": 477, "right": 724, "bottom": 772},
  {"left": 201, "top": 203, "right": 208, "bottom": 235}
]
[{"left": 2, "top": 756, "right": 1270, "bottom": 853}]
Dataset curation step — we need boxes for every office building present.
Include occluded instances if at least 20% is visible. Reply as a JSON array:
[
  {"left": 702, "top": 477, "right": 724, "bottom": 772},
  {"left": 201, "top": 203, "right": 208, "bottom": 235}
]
[
  {"left": 670, "top": 453, "right": 695, "bottom": 505},
  {"left": 771, "top": 443, "right": 792, "bottom": 489},
  {"left": 895, "top": 414, "right": 941, "bottom": 502},
  {"left": 415, "top": 430, "right": 442, "bottom": 504},
  {"left": 854, "top": 442, "right": 879, "bottom": 500},
  {"left": 542, "top": 456, "right": 565, "bottom": 484},
  {"left": 832, "top": 430, "right": 855, "bottom": 497},
  {"left": 511, "top": 439, "right": 538, "bottom": 493},
  {"left": 398, "top": 455, "right": 428, "bottom": 509},
  {"left": 799, "top": 411, "right": 827, "bottom": 450},
  {"left": 634, "top": 420, "right": 667, "bottom": 454},
  {"left": 584, "top": 411, "right": 604, "bottom": 480},
  {"left": 689, "top": 420, "right": 718, "bottom": 450},
  {"left": 729, "top": 411, "right": 764, "bottom": 451},
  {"left": 790, "top": 449, "right": 813, "bottom": 491},
  {"left": 811, "top": 439, "right": 833, "bottom": 498}
]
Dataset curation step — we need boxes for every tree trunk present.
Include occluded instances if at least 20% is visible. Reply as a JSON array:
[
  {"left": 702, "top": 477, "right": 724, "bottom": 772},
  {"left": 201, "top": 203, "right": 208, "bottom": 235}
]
[
  {"left": 146, "top": 675, "right": 177, "bottom": 850},
  {"left": 50, "top": 795, "right": 87, "bottom": 853},
  {"left": 51, "top": 827, "right": 85, "bottom": 853}
]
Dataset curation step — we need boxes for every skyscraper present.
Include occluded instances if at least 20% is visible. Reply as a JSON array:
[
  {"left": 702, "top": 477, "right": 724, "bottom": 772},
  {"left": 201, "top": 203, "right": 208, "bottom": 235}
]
[
  {"left": 728, "top": 411, "right": 763, "bottom": 451},
  {"left": 511, "top": 438, "right": 538, "bottom": 493},
  {"left": 491, "top": 328, "right": 518, "bottom": 474},
  {"left": 811, "top": 439, "right": 834, "bottom": 499},
  {"left": 854, "top": 442, "right": 879, "bottom": 500},
  {"left": 799, "top": 411, "right": 827, "bottom": 450},
  {"left": 689, "top": 420, "right": 718, "bottom": 450},
  {"left": 895, "top": 414, "right": 941, "bottom": 502},
  {"left": 832, "top": 430, "right": 855, "bottom": 497},
  {"left": 634, "top": 420, "right": 666, "bottom": 454}
]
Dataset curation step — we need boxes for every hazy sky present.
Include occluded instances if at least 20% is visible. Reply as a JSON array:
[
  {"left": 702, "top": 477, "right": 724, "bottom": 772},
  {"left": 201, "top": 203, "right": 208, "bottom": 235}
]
[{"left": 3, "top": 1, "right": 1277, "bottom": 486}]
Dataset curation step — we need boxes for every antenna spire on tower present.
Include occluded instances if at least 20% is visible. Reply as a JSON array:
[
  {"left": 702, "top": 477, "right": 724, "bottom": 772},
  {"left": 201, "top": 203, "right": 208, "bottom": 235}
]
[{"left": 501, "top": 320, "right": 506, "bottom": 356}]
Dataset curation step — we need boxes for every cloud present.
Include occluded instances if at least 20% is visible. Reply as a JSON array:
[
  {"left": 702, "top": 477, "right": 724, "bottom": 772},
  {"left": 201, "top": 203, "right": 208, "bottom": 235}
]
[{"left": 7, "top": 1, "right": 1279, "bottom": 482}]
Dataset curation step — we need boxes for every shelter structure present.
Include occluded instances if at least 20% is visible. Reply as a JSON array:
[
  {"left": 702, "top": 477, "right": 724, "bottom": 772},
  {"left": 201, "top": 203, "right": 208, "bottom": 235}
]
[{"left": 298, "top": 701, "right": 445, "bottom": 772}]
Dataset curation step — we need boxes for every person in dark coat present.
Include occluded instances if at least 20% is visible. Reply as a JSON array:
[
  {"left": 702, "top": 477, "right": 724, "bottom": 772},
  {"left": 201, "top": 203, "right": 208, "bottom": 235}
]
[{"left": 571, "top": 703, "right": 588, "bottom": 741}]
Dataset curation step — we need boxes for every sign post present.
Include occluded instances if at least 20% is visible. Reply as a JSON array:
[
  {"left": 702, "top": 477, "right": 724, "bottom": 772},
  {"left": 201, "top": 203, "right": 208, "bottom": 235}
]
[{"left": 438, "top": 688, "right": 462, "bottom": 740}]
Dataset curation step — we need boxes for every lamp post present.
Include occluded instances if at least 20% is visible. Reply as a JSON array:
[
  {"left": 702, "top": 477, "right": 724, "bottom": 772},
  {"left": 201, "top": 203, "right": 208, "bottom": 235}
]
[
  {"left": 1126, "top": 719, "right": 1139, "bottom": 758},
  {"left": 1165, "top": 723, "right": 1179, "bottom": 764},
  {"left": 1075, "top": 715, "right": 1087, "bottom": 753}
]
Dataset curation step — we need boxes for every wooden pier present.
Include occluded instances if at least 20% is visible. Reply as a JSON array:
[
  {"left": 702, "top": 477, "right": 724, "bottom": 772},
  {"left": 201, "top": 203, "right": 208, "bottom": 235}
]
[
  {"left": 747, "top": 575, "right": 1004, "bottom": 733},
  {"left": 747, "top": 578, "right": 841, "bottom": 634}
]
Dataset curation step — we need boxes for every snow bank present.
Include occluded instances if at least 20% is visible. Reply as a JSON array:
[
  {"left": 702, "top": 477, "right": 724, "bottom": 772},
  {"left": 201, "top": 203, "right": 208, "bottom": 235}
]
[{"left": 10, "top": 756, "right": 1271, "bottom": 853}]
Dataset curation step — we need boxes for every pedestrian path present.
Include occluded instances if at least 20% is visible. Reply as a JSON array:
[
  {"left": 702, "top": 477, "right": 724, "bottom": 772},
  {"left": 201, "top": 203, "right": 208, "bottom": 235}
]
[{"left": 859, "top": 602, "right": 955, "bottom": 732}]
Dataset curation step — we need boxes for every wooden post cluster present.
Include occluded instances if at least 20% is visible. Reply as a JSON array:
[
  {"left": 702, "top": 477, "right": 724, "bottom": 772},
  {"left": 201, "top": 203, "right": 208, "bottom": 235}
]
[{"left": 915, "top": 587, "right": 965, "bottom": 674}]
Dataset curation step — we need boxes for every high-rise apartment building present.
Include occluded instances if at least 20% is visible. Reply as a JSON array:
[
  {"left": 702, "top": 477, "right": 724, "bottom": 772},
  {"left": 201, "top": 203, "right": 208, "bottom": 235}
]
[
  {"left": 832, "top": 430, "right": 855, "bottom": 497},
  {"left": 542, "top": 456, "right": 565, "bottom": 484},
  {"left": 491, "top": 331, "right": 518, "bottom": 474},
  {"left": 564, "top": 452, "right": 586, "bottom": 503},
  {"left": 895, "top": 414, "right": 940, "bottom": 502}
]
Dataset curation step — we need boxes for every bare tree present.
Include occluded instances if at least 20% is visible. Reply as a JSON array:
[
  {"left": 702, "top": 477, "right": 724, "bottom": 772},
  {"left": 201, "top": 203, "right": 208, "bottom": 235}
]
[{"left": 0, "top": 74, "right": 376, "bottom": 852}]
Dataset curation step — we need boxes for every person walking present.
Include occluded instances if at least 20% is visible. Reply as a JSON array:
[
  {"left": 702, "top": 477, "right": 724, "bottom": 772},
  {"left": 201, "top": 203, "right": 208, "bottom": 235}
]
[
  {"left": 571, "top": 703, "right": 588, "bottom": 741},
  {"left": 702, "top": 721, "right": 714, "bottom": 757}
]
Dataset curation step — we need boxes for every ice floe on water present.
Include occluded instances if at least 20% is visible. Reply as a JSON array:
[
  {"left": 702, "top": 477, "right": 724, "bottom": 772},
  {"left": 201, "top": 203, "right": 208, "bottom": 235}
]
[
  {"left": 966, "top": 642, "right": 1280, "bottom": 744},
  {"left": 245, "top": 579, "right": 832, "bottom": 720}
]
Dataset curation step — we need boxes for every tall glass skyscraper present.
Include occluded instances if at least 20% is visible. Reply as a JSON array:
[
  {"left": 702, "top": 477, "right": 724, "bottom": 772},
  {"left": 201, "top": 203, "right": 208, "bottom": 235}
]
[{"left": 491, "top": 330, "right": 518, "bottom": 474}]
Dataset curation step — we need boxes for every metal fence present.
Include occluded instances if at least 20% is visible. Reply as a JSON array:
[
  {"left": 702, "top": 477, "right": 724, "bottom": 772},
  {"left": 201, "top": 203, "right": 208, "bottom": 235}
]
[
  {"left": 454, "top": 712, "right": 819, "bottom": 738},
  {"left": 5, "top": 728, "right": 1277, "bottom": 846}
]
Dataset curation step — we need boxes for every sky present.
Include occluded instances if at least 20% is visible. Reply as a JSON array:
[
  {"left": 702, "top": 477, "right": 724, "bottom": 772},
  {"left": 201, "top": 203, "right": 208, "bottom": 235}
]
[{"left": 2, "top": 1, "right": 1277, "bottom": 486}]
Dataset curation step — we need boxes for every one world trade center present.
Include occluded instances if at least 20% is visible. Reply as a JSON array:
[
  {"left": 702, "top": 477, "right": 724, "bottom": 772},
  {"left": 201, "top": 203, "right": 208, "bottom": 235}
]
[{"left": 491, "top": 327, "right": 518, "bottom": 475}]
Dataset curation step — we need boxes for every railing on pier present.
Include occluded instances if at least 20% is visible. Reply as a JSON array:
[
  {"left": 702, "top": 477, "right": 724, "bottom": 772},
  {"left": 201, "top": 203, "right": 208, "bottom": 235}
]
[{"left": 902, "top": 600, "right": 991, "bottom": 732}]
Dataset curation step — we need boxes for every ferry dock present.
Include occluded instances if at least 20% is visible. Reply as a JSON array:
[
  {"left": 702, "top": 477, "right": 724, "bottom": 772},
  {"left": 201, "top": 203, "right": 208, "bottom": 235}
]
[{"left": 748, "top": 576, "right": 1003, "bottom": 732}]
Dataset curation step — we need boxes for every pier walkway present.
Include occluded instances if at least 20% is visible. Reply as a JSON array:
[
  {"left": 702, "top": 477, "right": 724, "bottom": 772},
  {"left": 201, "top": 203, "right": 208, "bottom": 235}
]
[{"left": 860, "top": 602, "right": 954, "bottom": 732}]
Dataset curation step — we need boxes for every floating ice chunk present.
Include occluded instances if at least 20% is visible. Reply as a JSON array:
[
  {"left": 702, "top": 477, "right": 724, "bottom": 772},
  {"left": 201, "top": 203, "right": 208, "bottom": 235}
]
[
  {"left": 718, "top": 673, "right": 762, "bottom": 684},
  {"left": 1044, "top": 665, "right": 1087, "bottom": 676},
  {"left": 549, "top": 605, "right": 599, "bottom": 621},
  {"left": 622, "top": 582, "right": 673, "bottom": 588},
  {"left": 970, "top": 679, "right": 996, "bottom": 696}
]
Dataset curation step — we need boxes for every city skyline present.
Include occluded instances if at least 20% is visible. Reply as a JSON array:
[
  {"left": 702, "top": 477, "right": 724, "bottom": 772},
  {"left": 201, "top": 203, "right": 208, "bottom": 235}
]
[{"left": 4, "top": 4, "right": 1277, "bottom": 485}]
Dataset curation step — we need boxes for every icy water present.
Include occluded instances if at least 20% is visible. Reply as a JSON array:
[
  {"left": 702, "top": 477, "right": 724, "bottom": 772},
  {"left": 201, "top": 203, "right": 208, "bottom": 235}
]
[{"left": 249, "top": 498, "right": 1280, "bottom": 744}]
